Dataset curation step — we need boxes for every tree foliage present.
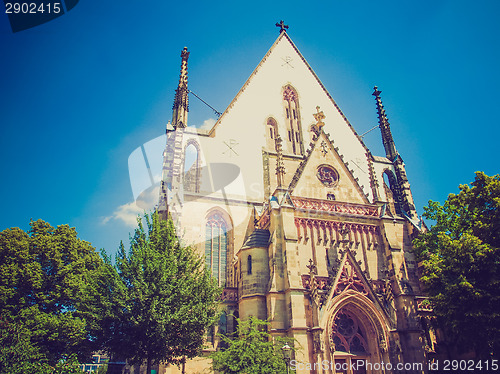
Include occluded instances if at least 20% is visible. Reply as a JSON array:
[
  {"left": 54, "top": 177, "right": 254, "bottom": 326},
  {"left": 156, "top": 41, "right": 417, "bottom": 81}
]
[
  {"left": 0, "top": 219, "right": 104, "bottom": 369},
  {"left": 0, "top": 318, "right": 49, "bottom": 374},
  {"left": 211, "top": 316, "right": 293, "bottom": 374},
  {"left": 102, "top": 212, "right": 220, "bottom": 373},
  {"left": 413, "top": 172, "right": 500, "bottom": 358}
]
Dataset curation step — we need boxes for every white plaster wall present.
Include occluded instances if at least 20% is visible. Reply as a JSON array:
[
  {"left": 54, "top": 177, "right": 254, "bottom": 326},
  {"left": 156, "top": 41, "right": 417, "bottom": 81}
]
[{"left": 190, "top": 34, "right": 372, "bottom": 203}]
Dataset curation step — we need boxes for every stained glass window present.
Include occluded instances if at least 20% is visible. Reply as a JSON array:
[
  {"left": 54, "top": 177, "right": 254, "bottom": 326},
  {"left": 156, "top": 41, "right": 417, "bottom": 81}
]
[
  {"left": 317, "top": 165, "right": 339, "bottom": 187},
  {"left": 331, "top": 310, "right": 368, "bottom": 354},
  {"left": 282, "top": 85, "right": 303, "bottom": 155},
  {"left": 205, "top": 212, "right": 228, "bottom": 286}
]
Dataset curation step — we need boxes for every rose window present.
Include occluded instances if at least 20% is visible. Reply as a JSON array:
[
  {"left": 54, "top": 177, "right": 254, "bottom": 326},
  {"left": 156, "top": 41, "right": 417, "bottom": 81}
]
[
  {"left": 316, "top": 165, "right": 339, "bottom": 187},
  {"left": 330, "top": 310, "right": 368, "bottom": 354}
]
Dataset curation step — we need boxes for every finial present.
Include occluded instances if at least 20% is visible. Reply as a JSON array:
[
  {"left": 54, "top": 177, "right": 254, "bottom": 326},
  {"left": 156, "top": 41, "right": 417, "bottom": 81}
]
[
  {"left": 181, "top": 46, "right": 189, "bottom": 60},
  {"left": 310, "top": 106, "right": 326, "bottom": 137},
  {"left": 313, "top": 106, "right": 326, "bottom": 128},
  {"left": 275, "top": 20, "right": 289, "bottom": 33},
  {"left": 372, "top": 86, "right": 397, "bottom": 160},
  {"left": 275, "top": 135, "right": 286, "bottom": 187}
]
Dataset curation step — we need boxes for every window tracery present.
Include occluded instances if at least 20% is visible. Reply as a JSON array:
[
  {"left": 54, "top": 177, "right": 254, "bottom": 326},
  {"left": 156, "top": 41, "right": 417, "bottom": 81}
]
[
  {"left": 205, "top": 212, "right": 228, "bottom": 286},
  {"left": 282, "top": 85, "right": 303, "bottom": 155},
  {"left": 317, "top": 165, "right": 339, "bottom": 187},
  {"left": 330, "top": 310, "right": 368, "bottom": 355}
]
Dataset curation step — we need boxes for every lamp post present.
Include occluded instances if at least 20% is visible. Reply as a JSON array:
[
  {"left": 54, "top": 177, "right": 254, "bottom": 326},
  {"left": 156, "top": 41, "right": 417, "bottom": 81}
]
[{"left": 281, "top": 343, "right": 291, "bottom": 374}]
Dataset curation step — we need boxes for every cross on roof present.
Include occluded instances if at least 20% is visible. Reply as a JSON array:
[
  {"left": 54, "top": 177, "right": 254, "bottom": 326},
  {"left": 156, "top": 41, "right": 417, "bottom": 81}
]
[{"left": 275, "top": 20, "right": 289, "bottom": 33}]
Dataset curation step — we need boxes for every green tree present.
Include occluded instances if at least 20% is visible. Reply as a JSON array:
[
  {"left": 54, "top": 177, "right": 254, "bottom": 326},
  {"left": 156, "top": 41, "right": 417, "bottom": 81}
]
[
  {"left": 413, "top": 172, "right": 500, "bottom": 359},
  {"left": 0, "top": 220, "right": 104, "bottom": 368},
  {"left": 0, "top": 318, "right": 51, "bottom": 374},
  {"left": 104, "top": 212, "right": 220, "bottom": 373},
  {"left": 211, "top": 316, "right": 294, "bottom": 374}
]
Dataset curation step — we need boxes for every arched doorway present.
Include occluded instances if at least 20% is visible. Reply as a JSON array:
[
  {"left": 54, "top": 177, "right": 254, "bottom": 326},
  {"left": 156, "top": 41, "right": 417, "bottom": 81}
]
[
  {"left": 330, "top": 308, "right": 369, "bottom": 374},
  {"left": 324, "top": 298, "right": 390, "bottom": 374}
]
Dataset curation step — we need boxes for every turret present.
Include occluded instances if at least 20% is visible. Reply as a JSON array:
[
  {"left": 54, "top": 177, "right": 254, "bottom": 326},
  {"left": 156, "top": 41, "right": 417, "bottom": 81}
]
[
  {"left": 159, "top": 47, "right": 190, "bottom": 220},
  {"left": 238, "top": 229, "right": 270, "bottom": 321}
]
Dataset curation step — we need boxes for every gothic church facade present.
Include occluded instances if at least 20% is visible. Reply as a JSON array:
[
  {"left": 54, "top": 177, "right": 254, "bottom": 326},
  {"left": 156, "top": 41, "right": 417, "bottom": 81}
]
[{"left": 159, "top": 26, "right": 429, "bottom": 374}]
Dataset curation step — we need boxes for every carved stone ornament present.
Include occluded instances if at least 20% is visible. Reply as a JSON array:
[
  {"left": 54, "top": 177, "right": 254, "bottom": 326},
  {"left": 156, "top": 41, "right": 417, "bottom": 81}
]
[
  {"left": 313, "top": 330, "right": 325, "bottom": 353},
  {"left": 379, "top": 334, "right": 387, "bottom": 352},
  {"left": 316, "top": 165, "right": 339, "bottom": 187}
]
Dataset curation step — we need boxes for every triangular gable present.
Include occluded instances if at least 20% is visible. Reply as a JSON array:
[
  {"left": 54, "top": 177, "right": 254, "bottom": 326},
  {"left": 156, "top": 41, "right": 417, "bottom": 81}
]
[
  {"left": 188, "top": 31, "right": 374, "bottom": 203},
  {"left": 279, "top": 190, "right": 295, "bottom": 207},
  {"left": 324, "top": 250, "right": 391, "bottom": 322},
  {"left": 208, "top": 32, "right": 288, "bottom": 134},
  {"left": 289, "top": 131, "right": 369, "bottom": 204},
  {"left": 208, "top": 33, "right": 369, "bottom": 154},
  {"left": 332, "top": 252, "right": 370, "bottom": 296}
]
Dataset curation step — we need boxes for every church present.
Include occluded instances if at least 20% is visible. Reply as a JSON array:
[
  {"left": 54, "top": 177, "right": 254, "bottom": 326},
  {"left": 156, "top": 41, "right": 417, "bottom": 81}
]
[{"left": 158, "top": 23, "right": 430, "bottom": 374}]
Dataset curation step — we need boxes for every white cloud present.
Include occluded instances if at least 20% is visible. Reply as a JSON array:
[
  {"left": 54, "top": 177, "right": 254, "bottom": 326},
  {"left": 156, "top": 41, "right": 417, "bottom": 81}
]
[
  {"left": 101, "top": 202, "right": 143, "bottom": 227},
  {"left": 102, "top": 185, "right": 160, "bottom": 227},
  {"left": 200, "top": 118, "right": 216, "bottom": 130},
  {"left": 153, "top": 172, "right": 162, "bottom": 184}
]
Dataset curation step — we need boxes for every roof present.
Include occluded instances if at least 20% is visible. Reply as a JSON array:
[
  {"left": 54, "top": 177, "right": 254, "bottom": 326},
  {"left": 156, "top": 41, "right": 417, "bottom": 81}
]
[
  {"left": 241, "top": 229, "right": 271, "bottom": 249},
  {"left": 373, "top": 155, "right": 392, "bottom": 164}
]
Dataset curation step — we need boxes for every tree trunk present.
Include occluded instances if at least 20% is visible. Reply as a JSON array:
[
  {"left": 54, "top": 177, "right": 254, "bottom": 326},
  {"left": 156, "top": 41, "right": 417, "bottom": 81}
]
[{"left": 146, "top": 356, "right": 152, "bottom": 374}]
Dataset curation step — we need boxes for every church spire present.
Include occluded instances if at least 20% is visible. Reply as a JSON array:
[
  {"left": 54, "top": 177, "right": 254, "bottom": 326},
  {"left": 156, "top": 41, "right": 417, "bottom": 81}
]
[
  {"left": 373, "top": 86, "right": 418, "bottom": 220},
  {"left": 172, "top": 47, "right": 190, "bottom": 129},
  {"left": 373, "top": 86, "right": 397, "bottom": 161}
]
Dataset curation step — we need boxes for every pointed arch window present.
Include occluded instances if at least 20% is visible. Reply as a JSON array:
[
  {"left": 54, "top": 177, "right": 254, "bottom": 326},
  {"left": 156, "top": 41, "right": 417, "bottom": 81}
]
[
  {"left": 282, "top": 85, "right": 303, "bottom": 155},
  {"left": 330, "top": 308, "right": 370, "bottom": 374},
  {"left": 184, "top": 141, "right": 200, "bottom": 193},
  {"left": 266, "top": 117, "right": 278, "bottom": 150},
  {"left": 205, "top": 212, "right": 228, "bottom": 286},
  {"left": 267, "top": 118, "right": 277, "bottom": 139}
]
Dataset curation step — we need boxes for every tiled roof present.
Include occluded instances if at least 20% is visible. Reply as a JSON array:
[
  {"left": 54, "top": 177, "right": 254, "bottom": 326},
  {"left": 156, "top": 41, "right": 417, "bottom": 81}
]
[{"left": 242, "top": 229, "right": 271, "bottom": 249}]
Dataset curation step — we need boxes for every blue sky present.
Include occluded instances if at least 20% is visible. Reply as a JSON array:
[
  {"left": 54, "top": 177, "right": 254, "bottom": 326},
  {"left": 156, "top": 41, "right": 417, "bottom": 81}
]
[{"left": 1, "top": 0, "right": 499, "bottom": 255}]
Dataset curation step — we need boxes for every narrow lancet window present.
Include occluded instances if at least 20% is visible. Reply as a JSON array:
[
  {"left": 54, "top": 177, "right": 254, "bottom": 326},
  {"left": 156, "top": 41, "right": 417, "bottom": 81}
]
[
  {"left": 266, "top": 118, "right": 278, "bottom": 149},
  {"left": 247, "top": 255, "right": 252, "bottom": 275},
  {"left": 282, "top": 85, "right": 303, "bottom": 155}
]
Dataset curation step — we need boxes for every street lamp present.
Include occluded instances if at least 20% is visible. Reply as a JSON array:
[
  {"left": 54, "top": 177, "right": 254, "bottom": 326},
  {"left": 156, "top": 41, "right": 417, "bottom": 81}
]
[{"left": 281, "top": 343, "right": 291, "bottom": 374}]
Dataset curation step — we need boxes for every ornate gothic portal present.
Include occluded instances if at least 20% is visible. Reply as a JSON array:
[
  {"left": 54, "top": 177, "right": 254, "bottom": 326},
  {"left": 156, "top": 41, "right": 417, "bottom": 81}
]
[
  {"left": 324, "top": 302, "right": 390, "bottom": 374},
  {"left": 159, "top": 25, "right": 428, "bottom": 374}
]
